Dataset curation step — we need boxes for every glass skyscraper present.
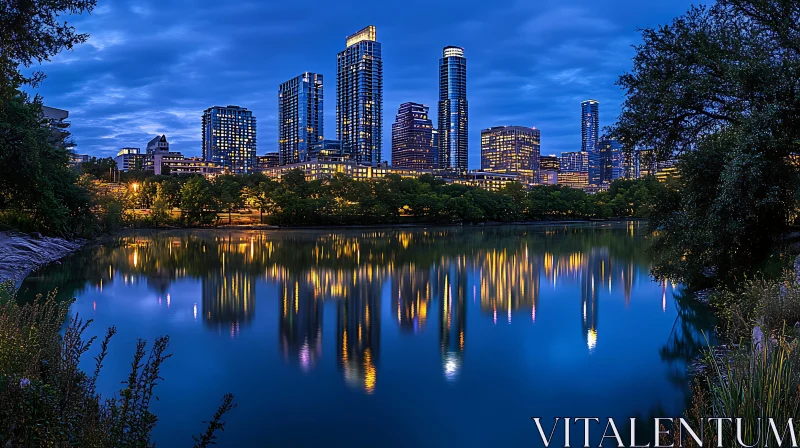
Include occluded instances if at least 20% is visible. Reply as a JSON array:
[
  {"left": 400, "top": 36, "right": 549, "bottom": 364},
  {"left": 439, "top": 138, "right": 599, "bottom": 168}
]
[
  {"left": 438, "top": 46, "right": 468, "bottom": 171},
  {"left": 391, "top": 102, "right": 436, "bottom": 170},
  {"left": 480, "top": 126, "right": 540, "bottom": 185},
  {"left": 589, "top": 138, "right": 624, "bottom": 187},
  {"left": 202, "top": 105, "right": 257, "bottom": 174},
  {"left": 581, "top": 99, "right": 599, "bottom": 154},
  {"left": 279, "top": 72, "right": 323, "bottom": 165},
  {"left": 337, "top": 25, "right": 383, "bottom": 166}
]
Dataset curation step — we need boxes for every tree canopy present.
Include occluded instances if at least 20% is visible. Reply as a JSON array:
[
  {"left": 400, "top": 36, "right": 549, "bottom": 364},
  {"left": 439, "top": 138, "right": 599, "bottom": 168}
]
[{"left": 611, "top": 0, "right": 800, "bottom": 288}]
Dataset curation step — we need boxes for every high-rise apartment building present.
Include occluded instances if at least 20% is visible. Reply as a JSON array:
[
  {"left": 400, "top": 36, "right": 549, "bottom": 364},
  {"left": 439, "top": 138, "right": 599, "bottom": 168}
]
[
  {"left": 202, "top": 105, "right": 257, "bottom": 174},
  {"left": 337, "top": 26, "right": 383, "bottom": 166},
  {"left": 438, "top": 46, "right": 468, "bottom": 171},
  {"left": 480, "top": 126, "right": 540, "bottom": 185},
  {"left": 589, "top": 139, "right": 624, "bottom": 187},
  {"left": 391, "top": 102, "right": 436, "bottom": 170},
  {"left": 581, "top": 100, "right": 599, "bottom": 155},
  {"left": 279, "top": 72, "right": 324, "bottom": 165}
]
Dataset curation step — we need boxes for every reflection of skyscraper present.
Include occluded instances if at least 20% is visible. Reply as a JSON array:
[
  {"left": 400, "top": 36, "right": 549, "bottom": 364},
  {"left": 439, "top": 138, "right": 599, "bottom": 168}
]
[
  {"left": 479, "top": 248, "right": 541, "bottom": 323},
  {"left": 202, "top": 271, "right": 255, "bottom": 336},
  {"left": 433, "top": 258, "right": 467, "bottom": 382},
  {"left": 337, "top": 266, "right": 383, "bottom": 393},
  {"left": 581, "top": 248, "right": 608, "bottom": 352},
  {"left": 392, "top": 263, "right": 431, "bottom": 332},
  {"left": 279, "top": 277, "right": 322, "bottom": 372}
]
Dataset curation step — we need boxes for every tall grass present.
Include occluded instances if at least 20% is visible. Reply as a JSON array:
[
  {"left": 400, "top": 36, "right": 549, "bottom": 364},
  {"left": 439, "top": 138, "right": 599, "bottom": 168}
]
[{"left": 0, "top": 280, "right": 235, "bottom": 447}]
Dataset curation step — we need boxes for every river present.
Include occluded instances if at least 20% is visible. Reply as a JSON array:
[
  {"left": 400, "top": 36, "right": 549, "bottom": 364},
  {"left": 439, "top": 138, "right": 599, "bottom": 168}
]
[{"left": 18, "top": 222, "right": 713, "bottom": 447}]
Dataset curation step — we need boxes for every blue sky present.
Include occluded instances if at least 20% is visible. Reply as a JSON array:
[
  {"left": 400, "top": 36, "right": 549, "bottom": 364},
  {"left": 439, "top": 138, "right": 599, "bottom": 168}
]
[{"left": 30, "top": 0, "right": 696, "bottom": 168}]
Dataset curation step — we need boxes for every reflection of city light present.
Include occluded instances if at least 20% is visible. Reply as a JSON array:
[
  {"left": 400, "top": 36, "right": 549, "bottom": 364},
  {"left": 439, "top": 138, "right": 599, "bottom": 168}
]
[
  {"left": 587, "top": 328, "right": 597, "bottom": 352},
  {"left": 166, "top": 293, "right": 171, "bottom": 308},
  {"left": 532, "top": 305, "right": 536, "bottom": 323},
  {"left": 93, "top": 301, "right": 96, "bottom": 311},
  {"left": 193, "top": 303, "right": 197, "bottom": 320},
  {"left": 443, "top": 351, "right": 461, "bottom": 382},
  {"left": 299, "top": 342, "right": 312, "bottom": 373}
]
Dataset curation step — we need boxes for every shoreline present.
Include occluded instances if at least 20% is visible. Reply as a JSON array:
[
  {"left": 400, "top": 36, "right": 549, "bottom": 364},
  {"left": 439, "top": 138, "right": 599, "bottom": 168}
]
[
  {"left": 0, "top": 231, "right": 86, "bottom": 289},
  {"left": 2, "top": 218, "right": 647, "bottom": 288},
  {"left": 138, "top": 217, "right": 647, "bottom": 232}
]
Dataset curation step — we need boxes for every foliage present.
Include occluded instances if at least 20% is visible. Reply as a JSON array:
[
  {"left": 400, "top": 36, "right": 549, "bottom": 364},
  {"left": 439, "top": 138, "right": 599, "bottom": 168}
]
[
  {"left": 712, "top": 272, "right": 800, "bottom": 342},
  {"left": 0, "top": 94, "right": 97, "bottom": 237},
  {"left": 0, "top": 280, "right": 235, "bottom": 447},
  {"left": 611, "top": 0, "right": 800, "bottom": 288},
  {"left": 81, "top": 156, "right": 118, "bottom": 183},
  {"left": 111, "top": 171, "right": 662, "bottom": 228},
  {"left": 0, "top": 0, "right": 96, "bottom": 97}
]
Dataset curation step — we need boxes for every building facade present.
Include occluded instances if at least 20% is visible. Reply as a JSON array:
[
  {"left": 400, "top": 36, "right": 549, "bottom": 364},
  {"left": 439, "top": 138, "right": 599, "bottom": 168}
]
[
  {"left": 202, "top": 105, "right": 257, "bottom": 174},
  {"left": 278, "top": 72, "right": 324, "bottom": 165},
  {"left": 337, "top": 26, "right": 383, "bottom": 166},
  {"left": 146, "top": 135, "right": 169, "bottom": 154},
  {"left": 438, "top": 46, "right": 468, "bottom": 171},
  {"left": 589, "top": 139, "right": 624, "bottom": 187},
  {"left": 480, "top": 126, "right": 540, "bottom": 185},
  {"left": 258, "top": 153, "right": 280, "bottom": 170},
  {"left": 560, "top": 151, "right": 588, "bottom": 173},
  {"left": 115, "top": 147, "right": 143, "bottom": 172},
  {"left": 581, "top": 100, "right": 599, "bottom": 155},
  {"left": 391, "top": 102, "right": 436, "bottom": 170},
  {"left": 539, "top": 155, "right": 559, "bottom": 185}
]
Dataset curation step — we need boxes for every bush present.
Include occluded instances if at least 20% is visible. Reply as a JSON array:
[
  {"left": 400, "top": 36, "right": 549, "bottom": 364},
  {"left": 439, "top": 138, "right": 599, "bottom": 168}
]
[
  {"left": 0, "top": 281, "right": 235, "bottom": 447},
  {"left": 712, "top": 273, "right": 800, "bottom": 342}
]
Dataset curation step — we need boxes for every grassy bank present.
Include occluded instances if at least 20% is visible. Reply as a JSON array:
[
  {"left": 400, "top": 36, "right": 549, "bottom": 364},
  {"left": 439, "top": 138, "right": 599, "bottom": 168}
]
[{"left": 0, "top": 281, "right": 236, "bottom": 446}]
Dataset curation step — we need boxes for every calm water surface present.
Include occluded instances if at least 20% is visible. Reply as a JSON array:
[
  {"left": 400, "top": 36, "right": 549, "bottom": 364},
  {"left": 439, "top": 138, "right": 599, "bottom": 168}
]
[{"left": 20, "top": 222, "right": 713, "bottom": 447}]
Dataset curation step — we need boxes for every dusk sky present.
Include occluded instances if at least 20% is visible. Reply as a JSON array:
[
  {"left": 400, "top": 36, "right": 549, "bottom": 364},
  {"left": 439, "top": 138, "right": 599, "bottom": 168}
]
[{"left": 29, "top": 0, "right": 696, "bottom": 168}]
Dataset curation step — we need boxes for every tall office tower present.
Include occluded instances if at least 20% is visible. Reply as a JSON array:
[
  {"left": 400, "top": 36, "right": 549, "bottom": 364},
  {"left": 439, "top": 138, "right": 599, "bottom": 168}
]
[
  {"left": 337, "top": 25, "right": 383, "bottom": 166},
  {"left": 581, "top": 100, "right": 599, "bottom": 155},
  {"left": 202, "top": 105, "right": 257, "bottom": 174},
  {"left": 622, "top": 147, "right": 638, "bottom": 179},
  {"left": 391, "top": 102, "right": 436, "bottom": 169},
  {"left": 589, "top": 139, "right": 624, "bottom": 187},
  {"left": 438, "top": 46, "right": 468, "bottom": 171},
  {"left": 480, "top": 126, "right": 541, "bottom": 185},
  {"left": 278, "top": 72, "right": 324, "bottom": 165}
]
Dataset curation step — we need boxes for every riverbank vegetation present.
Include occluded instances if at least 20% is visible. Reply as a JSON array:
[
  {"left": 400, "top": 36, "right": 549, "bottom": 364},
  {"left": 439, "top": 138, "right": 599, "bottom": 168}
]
[
  {"left": 614, "top": 0, "right": 800, "bottom": 444},
  {"left": 0, "top": 281, "right": 236, "bottom": 447},
  {"left": 1, "top": 1, "right": 236, "bottom": 445},
  {"left": 113, "top": 172, "right": 664, "bottom": 228}
]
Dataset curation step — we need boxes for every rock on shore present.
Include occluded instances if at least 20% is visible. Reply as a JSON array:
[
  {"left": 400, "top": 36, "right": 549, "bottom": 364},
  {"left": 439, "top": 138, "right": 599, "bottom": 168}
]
[{"left": 0, "top": 232, "right": 85, "bottom": 288}]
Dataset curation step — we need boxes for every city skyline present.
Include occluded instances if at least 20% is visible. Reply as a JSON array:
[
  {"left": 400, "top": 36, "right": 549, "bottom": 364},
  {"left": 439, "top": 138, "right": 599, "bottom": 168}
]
[{"left": 26, "top": 0, "right": 697, "bottom": 167}]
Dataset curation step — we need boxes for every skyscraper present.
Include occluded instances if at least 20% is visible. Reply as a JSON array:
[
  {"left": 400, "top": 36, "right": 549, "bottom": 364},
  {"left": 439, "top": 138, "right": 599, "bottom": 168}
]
[
  {"left": 480, "top": 126, "right": 540, "bottom": 185},
  {"left": 438, "top": 46, "right": 468, "bottom": 171},
  {"left": 539, "top": 155, "right": 559, "bottom": 185},
  {"left": 589, "top": 139, "right": 624, "bottom": 187},
  {"left": 279, "top": 72, "right": 324, "bottom": 165},
  {"left": 391, "top": 102, "right": 436, "bottom": 170},
  {"left": 337, "top": 25, "right": 383, "bottom": 166},
  {"left": 581, "top": 100, "right": 599, "bottom": 154},
  {"left": 202, "top": 106, "right": 257, "bottom": 174}
]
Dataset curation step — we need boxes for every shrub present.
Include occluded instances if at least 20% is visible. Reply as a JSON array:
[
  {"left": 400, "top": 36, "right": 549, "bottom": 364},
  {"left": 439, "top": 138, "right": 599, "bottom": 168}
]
[{"left": 0, "top": 281, "right": 235, "bottom": 447}]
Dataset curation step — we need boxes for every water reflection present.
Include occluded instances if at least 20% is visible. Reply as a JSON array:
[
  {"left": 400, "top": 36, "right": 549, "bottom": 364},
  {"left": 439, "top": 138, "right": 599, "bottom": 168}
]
[{"left": 18, "top": 223, "right": 716, "bottom": 445}]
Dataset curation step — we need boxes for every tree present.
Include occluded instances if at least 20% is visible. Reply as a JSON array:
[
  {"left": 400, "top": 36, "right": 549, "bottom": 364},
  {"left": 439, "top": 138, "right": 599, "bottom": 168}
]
[
  {"left": 215, "top": 176, "right": 243, "bottom": 224},
  {"left": 180, "top": 176, "right": 216, "bottom": 226},
  {"left": 610, "top": 0, "right": 800, "bottom": 288},
  {"left": 0, "top": 95, "right": 96, "bottom": 236},
  {"left": 243, "top": 181, "right": 276, "bottom": 224},
  {"left": 0, "top": 0, "right": 97, "bottom": 97}
]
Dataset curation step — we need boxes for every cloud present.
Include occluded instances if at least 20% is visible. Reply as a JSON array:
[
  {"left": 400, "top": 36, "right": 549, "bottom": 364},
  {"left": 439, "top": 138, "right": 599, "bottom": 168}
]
[{"left": 31, "top": 0, "right": 695, "bottom": 166}]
